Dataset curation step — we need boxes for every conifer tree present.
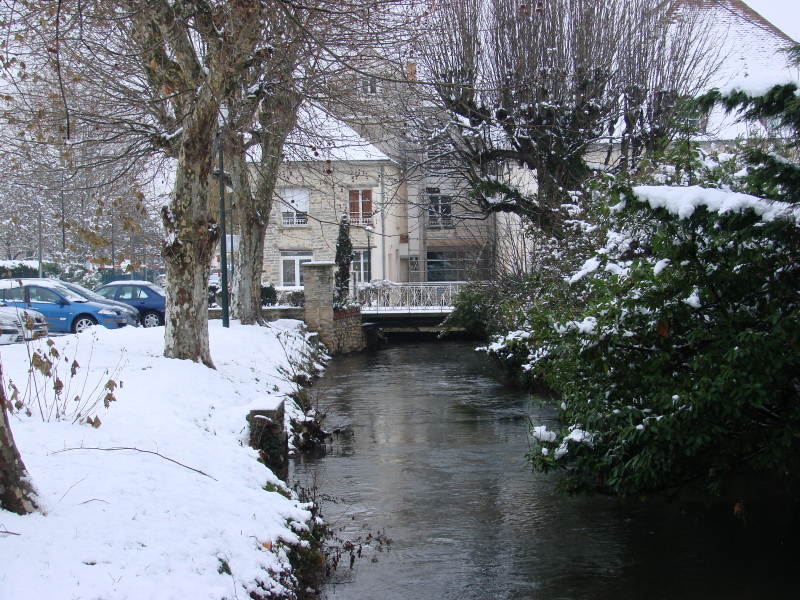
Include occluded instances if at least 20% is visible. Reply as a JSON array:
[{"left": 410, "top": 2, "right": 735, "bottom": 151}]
[{"left": 334, "top": 215, "right": 353, "bottom": 309}]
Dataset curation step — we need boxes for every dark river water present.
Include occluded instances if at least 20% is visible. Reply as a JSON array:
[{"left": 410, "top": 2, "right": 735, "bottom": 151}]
[{"left": 290, "top": 340, "right": 800, "bottom": 600}]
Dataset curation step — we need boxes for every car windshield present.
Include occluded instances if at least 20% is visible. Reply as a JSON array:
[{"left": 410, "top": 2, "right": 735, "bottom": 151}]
[
  {"left": 50, "top": 284, "right": 87, "bottom": 302},
  {"left": 65, "top": 283, "right": 105, "bottom": 302}
]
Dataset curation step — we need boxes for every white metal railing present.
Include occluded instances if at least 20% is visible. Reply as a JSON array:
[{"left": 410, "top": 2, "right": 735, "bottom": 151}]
[
  {"left": 427, "top": 216, "right": 453, "bottom": 228},
  {"left": 357, "top": 281, "right": 463, "bottom": 313},
  {"left": 349, "top": 214, "right": 373, "bottom": 226},
  {"left": 282, "top": 212, "right": 308, "bottom": 227}
]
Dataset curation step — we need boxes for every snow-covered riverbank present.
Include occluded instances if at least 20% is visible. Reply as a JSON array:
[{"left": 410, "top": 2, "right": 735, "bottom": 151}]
[{"left": 1, "top": 320, "right": 319, "bottom": 599}]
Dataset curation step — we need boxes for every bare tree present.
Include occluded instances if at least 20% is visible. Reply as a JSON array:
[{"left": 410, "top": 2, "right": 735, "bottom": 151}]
[
  {"left": 412, "top": 0, "right": 722, "bottom": 233},
  {"left": 2, "top": 1, "right": 283, "bottom": 366},
  {"left": 223, "top": 1, "right": 417, "bottom": 323}
]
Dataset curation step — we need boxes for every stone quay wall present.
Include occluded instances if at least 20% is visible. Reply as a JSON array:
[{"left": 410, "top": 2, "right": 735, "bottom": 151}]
[
  {"left": 302, "top": 262, "right": 367, "bottom": 355},
  {"left": 332, "top": 309, "right": 367, "bottom": 355}
]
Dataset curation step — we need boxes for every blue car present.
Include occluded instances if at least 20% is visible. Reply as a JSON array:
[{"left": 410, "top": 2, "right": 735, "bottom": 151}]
[
  {"left": 0, "top": 280, "right": 128, "bottom": 333},
  {"left": 94, "top": 281, "right": 166, "bottom": 328}
]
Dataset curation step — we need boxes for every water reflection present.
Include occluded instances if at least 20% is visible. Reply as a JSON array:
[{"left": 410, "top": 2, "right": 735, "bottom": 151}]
[{"left": 291, "top": 341, "right": 800, "bottom": 600}]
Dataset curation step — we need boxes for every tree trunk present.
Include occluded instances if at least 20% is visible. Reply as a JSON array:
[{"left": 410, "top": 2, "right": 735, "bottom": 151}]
[
  {"left": 0, "top": 368, "right": 41, "bottom": 515},
  {"left": 230, "top": 93, "right": 300, "bottom": 324},
  {"left": 162, "top": 100, "right": 219, "bottom": 368}
]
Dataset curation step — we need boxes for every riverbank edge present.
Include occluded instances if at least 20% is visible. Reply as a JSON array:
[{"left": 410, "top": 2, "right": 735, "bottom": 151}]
[{"left": 1, "top": 321, "right": 333, "bottom": 600}]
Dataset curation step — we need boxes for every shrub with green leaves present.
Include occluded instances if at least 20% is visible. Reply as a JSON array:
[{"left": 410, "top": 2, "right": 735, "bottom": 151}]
[
  {"left": 521, "top": 183, "right": 800, "bottom": 497},
  {"left": 261, "top": 282, "right": 277, "bottom": 307},
  {"left": 506, "top": 62, "right": 800, "bottom": 498}
]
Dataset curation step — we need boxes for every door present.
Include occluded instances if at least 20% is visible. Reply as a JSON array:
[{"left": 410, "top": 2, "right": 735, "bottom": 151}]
[{"left": 26, "top": 286, "right": 72, "bottom": 332}]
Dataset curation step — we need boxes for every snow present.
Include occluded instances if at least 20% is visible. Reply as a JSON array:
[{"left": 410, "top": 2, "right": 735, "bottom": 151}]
[
  {"left": 531, "top": 425, "right": 557, "bottom": 443},
  {"left": 0, "top": 260, "right": 39, "bottom": 271},
  {"left": 285, "top": 105, "right": 391, "bottom": 163},
  {"left": 653, "top": 259, "right": 671, "bottom": 276},
  {"left": 684, "top": 289, "right": 702, "bottom": 309},
  {"left": 566, "top": 257, "right": 601, "bottom": 284},
  {"left": 718, "top": 73, "right": 799, "bottom": 98},
  {"left": 633, "top": 185, "right": 800, "bottom": 223},
  {"left": 1, "top": 320, "right": 317, "bottom": 599}
]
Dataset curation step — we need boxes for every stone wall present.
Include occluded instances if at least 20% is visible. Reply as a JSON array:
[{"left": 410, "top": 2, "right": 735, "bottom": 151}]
[
  {"left": 302, "top": 262, "right": 367, "bottom": 355},
  {"left": 302, "top": 262, "right": 336, "bottom": 350},
  {"left": 332, "top": 309, "right": 368, "bottom": 355},
  {"left": 208, "top": 307, "right": 304, "bottom": 321}
]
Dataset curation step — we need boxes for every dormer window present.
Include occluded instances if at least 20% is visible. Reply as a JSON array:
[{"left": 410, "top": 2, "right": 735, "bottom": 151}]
[{"left": 361, "top": 75, "right": 379, "bottom": 96}]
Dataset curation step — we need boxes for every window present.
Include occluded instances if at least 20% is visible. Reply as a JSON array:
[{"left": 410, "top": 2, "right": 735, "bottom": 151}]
[
  {"left": 351, "top": 250, "right": 369, "bottom": 284},
  {"left": 349, "top": 189, "right": 373, "bottom": 226},
  {"left": 0, "top": 286, "right": 24, "bottom": 301},
  {"left": 427, "top": 188, "right": 453, "bottom": 228},
  {"left": 95, "top": 287, "right": 116, "bottom": 300},
  {"left": 280, "top": 251, "right": 313, "bottom": 288},
  {"left": 426, "top": 138, "right": 450, "bottom": 171},
  {"left": 426, "top": 249, "right": 479, "bottom": 282},
  {"left": 119, "top": 286, "right": 148, "bottom": 300},
  {"left": 28, "top": 287, "right": 61, "bottom": 304},
  {"left": 360, "top": 75, "right": 378, "bottom": 95},
  {"left": 280, "top": 188, "right": 309, "bottom": 227}
]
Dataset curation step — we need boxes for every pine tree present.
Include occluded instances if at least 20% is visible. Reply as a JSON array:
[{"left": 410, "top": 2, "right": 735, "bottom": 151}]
[{"left": 334, "top": 215, "right": 353, "bottom": 309}]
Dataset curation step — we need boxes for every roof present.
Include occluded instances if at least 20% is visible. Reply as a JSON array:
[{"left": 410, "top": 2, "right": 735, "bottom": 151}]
[
  {"left": 284, "top": 105, "right": 392, "bottom": 163},
  {"left": 103, "top": 280, "right": 160, "bottom": 286},
  {"left": 686, "top": 1, "right": 795, "bottom": 44},
  {"left": 690, "top": 0, "right": 799, "bottom": 140}
]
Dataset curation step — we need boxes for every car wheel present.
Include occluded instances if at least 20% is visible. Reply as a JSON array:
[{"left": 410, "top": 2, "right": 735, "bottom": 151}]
[
  {"left": 72, "top": 315, "right": 97, "bottom": 333},
  {"left": 142, "top": 311, "right": 162, "bottom": 328}
]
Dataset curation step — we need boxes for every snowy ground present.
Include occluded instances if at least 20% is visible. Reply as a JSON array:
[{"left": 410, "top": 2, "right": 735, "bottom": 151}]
[{"left": 1, "top": 320, "right": 318, "bottom": 599}]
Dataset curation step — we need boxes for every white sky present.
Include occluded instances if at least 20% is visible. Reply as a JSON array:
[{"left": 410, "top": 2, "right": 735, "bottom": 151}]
[{"left": 743, "top": 0, "right": 800, "bottom": 43}]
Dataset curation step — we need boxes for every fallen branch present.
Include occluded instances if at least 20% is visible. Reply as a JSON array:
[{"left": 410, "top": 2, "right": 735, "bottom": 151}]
[{"left": 52, "top": 446, "right": 218, "bottom": 481}]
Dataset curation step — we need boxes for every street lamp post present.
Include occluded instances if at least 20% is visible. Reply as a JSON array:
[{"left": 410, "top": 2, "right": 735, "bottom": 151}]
[
  {"left": 366, "top": 227, "right": 372, "bottom": 283},
  {"left": 217, "top": 110, "right": 230, "bottom": 328},
  {"left": 60, "top": 169, "right": 66, "bottom": 253}
]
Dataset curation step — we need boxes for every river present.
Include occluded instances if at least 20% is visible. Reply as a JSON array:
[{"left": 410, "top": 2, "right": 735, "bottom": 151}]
[{"left": 290, "top": 340, "right": 800, "bottom": 600}]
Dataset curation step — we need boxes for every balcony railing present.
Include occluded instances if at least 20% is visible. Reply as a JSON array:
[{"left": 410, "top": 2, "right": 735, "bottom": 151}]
[
  {"left": 349, "top": 214, "right": 373, "bottom": 227},
  {"left": 357, "top": 281, "right": 463, "bottom": 313},
  {"left": 427, "top": 215, "right": 453, "bottom": 228},
  {"left": 282, "top": 212, "right": 308, "bottom": 227}
]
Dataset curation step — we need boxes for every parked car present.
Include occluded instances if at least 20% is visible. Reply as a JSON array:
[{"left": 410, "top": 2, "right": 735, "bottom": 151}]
[
  {"left": 0, "top": 304, "right": 50, "bottom": 341},
  {"left": 58, "top": 281, "right": 140, "bottom": 327},
  {"left": 22, "top": 278, "right": 141, "bottom": 327},
  {"left": 0, "top": 304, "right": 24, "bottom": 344},
  {"left": 0, "top": 303, "right": 48, "bottom": 344},
  {"left": 94, "top": 280, "right": 166, "bottom": 328},
  {"left": 156, "top": 273, "right": 167, "bottom": 288},
  {"left": 0, "top": 280, "right": 127, "bottom": 333}
]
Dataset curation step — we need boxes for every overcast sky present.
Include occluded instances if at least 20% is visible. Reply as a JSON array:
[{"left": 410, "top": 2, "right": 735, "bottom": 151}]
[{"left": 743, "top": 0, "right": 800, "bottom": 43}]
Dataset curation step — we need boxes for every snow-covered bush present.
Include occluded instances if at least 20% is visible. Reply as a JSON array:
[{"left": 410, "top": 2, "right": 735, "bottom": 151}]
[
  {"left": 522, "top": 180, "right": 800, "bottom": 496},
  {"left": 509, "top": 64, "right": 800, "bottom": 497}
]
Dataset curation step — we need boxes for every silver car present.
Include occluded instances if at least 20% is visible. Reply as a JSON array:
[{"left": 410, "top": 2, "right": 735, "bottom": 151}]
[{"left": 0, "top": 304, "right": 49, "bottom": 343}]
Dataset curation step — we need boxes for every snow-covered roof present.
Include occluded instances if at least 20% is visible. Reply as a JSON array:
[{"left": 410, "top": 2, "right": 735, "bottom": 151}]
[
  {"left": 694, "top": 0, "right": 798, "bottom": 140},
  {"left": 284, "top": 105, "right": 391, "bottom": 163}
]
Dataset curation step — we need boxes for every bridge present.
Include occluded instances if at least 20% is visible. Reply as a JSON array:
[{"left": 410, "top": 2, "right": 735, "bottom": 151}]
[
  {"left": 209, "top": 281, "right": 465, "bottom": 335},
  {"left": 356, "top": 282, "right": 462, "bottom": 333}
]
